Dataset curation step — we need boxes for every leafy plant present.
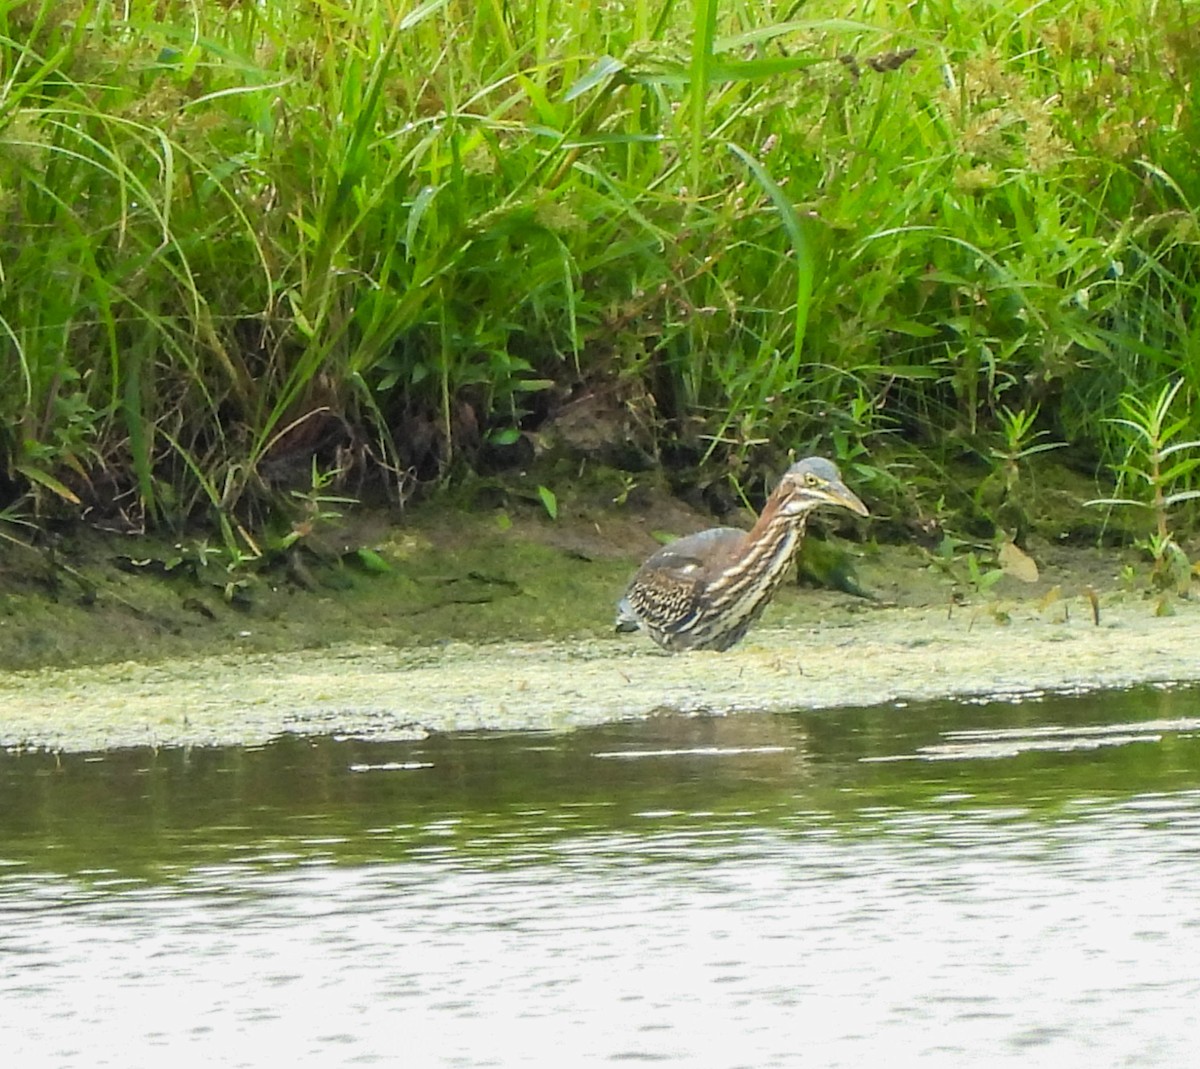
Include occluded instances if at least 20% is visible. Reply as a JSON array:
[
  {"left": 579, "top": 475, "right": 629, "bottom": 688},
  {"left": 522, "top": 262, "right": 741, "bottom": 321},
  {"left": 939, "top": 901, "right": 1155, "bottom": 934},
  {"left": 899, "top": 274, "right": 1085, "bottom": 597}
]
[
  {"left": 1087, "top": 378, "right": 1200, "bottom": 587},
  {"left": 974, "top": 404, "right": 1065, "bottom": 531},
  {"left": 993, "top": 406, "right": 1065, "bottom": 473},
  {"left": 0, "top": 501, "right": 36, "bottom": 550},
  {"left": 273, "top": 460, "right": 359, "bottom": 555},
  {"left": 930, "top": 535, "right": 1004, "bottom": 598},
  {"left": 2, "top": 0, "right": 1200, "bottom": 548},
  {"left": 965, "top": 549, "right": 1005, "bottom": 597}
]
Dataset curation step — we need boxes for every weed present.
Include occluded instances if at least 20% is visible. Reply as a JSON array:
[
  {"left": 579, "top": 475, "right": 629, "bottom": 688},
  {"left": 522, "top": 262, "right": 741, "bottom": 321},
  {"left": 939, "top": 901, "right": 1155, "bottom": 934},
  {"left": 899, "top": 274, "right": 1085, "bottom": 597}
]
[
  {"left": 611, "top": 474, "right": 639, "bottom": 507},
  {"left": 0, "top": 502, "right": 36, "bottom": 550},
  {"left": 994, "top": 406, "right": 1065, "bottom": 473},
  {"left": 1086, "top": 378, "right": 1200, "bottom": 586},
  {"left": 965, "top": 549, "right": 1005, "bottom": 597},
  {"left": 974, "top": 405, "right": 1065, "bottom": 532},
  {"left": 273, "top": 460, "right": 359, "bottom": 555},
  {"left": 1, "top": 0, "right": 1200, "bottom": 547}
]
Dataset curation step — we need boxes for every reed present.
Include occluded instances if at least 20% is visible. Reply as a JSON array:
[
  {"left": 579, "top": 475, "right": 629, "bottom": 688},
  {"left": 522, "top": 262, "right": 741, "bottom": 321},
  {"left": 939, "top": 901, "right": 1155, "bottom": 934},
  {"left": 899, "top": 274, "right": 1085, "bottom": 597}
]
[{"left": 1, "top": 0, "right": 1198, "bottom": 542}]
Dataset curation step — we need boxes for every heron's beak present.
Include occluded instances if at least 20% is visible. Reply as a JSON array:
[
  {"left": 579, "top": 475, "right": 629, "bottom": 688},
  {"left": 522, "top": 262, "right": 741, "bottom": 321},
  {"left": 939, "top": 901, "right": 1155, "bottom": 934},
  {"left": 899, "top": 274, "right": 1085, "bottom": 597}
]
[{"left": 822, "top": 482, "right": 870, "bottom": 518}]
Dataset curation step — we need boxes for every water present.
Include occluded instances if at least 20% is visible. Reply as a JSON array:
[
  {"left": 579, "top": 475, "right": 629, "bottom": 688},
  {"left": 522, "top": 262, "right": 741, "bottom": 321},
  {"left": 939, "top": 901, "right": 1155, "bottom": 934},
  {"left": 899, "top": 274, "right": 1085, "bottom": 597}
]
[{"left": 3, "top": 685, "right": 1200, "bottom": 1067}]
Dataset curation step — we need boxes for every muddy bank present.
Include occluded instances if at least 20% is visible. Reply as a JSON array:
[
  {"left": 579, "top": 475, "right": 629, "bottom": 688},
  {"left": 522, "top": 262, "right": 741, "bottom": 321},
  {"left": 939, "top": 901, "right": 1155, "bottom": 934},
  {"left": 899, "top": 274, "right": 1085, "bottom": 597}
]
[
  {"left": 2, "top": 491, "right": 1197, "bottom": 752},
  {"left": 3, "top": 587, "right": 1199, "bottom": 753},
  {"left": 0, "top": 493, "right": 724, "bottom": 670}
]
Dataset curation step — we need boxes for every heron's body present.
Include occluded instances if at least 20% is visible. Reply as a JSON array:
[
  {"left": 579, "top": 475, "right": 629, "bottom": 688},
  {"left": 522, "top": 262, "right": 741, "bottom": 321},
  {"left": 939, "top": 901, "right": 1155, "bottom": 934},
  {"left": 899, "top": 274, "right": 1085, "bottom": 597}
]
[{"left": 615, "top": 457, "right": 868, "bottom": 652}]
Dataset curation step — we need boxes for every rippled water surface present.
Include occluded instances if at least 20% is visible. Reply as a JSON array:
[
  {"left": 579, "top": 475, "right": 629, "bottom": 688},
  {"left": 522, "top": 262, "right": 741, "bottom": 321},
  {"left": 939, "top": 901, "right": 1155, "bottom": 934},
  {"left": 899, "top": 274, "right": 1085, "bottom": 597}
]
[{"left": 4, "top": 685, "right": 1200, "bottom": 1067}]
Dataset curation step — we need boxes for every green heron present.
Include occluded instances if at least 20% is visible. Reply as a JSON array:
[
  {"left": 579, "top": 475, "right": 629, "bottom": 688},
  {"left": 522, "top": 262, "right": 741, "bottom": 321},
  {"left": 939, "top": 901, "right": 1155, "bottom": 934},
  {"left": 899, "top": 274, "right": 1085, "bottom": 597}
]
[{"left": 615, "top": 456, "right": 869, "bottom": 652}]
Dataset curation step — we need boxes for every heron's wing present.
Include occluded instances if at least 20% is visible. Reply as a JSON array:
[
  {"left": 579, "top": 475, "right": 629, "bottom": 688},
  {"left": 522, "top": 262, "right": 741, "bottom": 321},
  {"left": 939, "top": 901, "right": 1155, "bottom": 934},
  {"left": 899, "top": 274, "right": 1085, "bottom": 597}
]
[
  {"left": 637, "top": 527, "right": 745, "bottom": 580},
  {"left": 622, "top": 527, "right": 745, "bottom": 626}
]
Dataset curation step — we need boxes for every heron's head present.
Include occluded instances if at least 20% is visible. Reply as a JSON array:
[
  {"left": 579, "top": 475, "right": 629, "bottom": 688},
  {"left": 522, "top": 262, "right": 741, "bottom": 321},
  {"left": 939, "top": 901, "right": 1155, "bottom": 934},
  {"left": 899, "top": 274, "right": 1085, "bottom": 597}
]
[{"left": 776, "top": 456, "right": 869, "bottom": 519}]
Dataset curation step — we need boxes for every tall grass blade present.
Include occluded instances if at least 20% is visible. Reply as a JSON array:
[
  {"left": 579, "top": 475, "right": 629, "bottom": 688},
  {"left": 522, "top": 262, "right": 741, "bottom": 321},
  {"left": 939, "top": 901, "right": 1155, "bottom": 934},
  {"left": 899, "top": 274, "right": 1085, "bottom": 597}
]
[{"left": 727, "top": 140, "right": 815, "bottom": 369}]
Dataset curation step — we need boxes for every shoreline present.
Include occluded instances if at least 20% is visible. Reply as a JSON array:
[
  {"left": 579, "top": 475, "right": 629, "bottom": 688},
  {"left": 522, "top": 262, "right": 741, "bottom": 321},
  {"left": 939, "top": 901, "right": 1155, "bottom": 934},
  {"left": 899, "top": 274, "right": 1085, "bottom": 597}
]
[{"left": 4, "top": 593, "right": 1198, "bottom": 754}]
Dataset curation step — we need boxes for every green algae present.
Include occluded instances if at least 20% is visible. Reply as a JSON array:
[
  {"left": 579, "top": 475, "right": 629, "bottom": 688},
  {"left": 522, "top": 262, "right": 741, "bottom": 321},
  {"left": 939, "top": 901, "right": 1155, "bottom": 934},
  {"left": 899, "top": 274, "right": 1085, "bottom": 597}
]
[{"left": 5, "top": 593, "right": 1200, "bottom": 754}]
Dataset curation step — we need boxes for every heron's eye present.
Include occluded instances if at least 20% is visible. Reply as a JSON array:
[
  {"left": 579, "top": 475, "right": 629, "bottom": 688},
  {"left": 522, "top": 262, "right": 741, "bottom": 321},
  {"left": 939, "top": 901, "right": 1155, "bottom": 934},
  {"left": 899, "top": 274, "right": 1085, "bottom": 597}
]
[{"left": 804, "top": 472, "right": 820, "bottom": 487}]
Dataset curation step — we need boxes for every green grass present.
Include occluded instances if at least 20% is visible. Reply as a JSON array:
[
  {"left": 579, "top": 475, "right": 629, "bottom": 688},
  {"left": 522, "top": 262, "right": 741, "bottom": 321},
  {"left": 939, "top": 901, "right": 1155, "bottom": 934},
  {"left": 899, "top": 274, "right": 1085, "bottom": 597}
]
[{"left": 2, "top": 0, "right": 1200, "bottom": 546}]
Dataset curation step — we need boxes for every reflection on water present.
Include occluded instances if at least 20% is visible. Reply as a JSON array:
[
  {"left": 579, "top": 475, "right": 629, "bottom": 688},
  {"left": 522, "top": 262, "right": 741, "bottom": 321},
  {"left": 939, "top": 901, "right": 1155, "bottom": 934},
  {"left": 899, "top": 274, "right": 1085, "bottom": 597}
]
[{"left": 3, "top": 685, "right": 1200, "bottom": 1067}]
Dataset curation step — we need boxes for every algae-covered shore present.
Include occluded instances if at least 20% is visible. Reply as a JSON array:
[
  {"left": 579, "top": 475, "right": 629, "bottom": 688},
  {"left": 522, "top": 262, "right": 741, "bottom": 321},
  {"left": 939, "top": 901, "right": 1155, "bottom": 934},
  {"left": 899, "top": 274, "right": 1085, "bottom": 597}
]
[
  {"left": 4, "top": 599, "right": 1200, "bottom": 755},
  {"left": 2, "top": 495, "right": 1197, "bottom": 754}
]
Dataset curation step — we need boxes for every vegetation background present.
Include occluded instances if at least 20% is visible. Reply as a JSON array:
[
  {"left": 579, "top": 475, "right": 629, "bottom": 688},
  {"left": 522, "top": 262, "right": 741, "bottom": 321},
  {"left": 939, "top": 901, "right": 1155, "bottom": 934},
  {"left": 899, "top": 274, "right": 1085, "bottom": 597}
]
[{"left": 2, "top": 0, "right": 1199, "bottom": 568}]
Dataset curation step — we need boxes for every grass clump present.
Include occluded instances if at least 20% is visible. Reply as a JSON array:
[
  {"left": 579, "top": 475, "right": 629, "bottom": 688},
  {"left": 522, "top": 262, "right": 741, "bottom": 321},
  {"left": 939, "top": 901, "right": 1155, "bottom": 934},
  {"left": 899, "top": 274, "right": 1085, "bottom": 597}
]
[{"left": 1, "top": 0, "right": 1199, "bottom": 556}]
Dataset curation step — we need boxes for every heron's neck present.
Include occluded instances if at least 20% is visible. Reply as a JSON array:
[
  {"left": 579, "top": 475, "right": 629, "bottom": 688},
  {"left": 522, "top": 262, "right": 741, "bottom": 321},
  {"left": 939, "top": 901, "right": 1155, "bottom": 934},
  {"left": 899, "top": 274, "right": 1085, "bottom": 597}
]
[
  {"left": 730, "top": 495, "right": 811, "bottom": 583},
  {"left": 746, "top": 492, "right": 811, "bottom": 545},
  {"left": 696, "top": 494, "right": 813, "bottom": 628}
]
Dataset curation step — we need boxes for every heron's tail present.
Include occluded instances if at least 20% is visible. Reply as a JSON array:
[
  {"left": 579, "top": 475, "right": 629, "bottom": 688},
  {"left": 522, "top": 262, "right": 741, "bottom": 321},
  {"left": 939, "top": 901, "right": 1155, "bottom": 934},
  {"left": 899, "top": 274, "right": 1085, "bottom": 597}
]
[{"left": 614, "top": 597, "right": 641, "bottom": 634}]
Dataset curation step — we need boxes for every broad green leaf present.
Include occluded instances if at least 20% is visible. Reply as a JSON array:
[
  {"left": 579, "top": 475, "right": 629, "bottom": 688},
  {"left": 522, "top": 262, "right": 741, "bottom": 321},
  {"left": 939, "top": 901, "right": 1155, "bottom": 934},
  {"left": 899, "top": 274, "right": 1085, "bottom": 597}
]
[
  {"left": 537, "top": 485, "right": 558, "bottom": 521},
  {"left": 354, "top": 548, "right": 392, "bottom": 573},
  {"left": 15, "top": 464, "right": 82, "bottom": 505}
]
